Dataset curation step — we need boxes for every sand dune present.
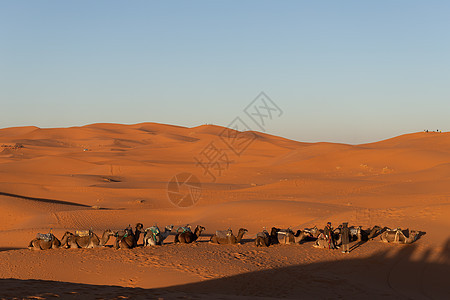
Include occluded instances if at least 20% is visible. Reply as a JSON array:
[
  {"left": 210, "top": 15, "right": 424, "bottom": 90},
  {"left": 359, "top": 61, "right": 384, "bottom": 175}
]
[{"left": 0, "top": 123, "right": 449, "bottom": 299}]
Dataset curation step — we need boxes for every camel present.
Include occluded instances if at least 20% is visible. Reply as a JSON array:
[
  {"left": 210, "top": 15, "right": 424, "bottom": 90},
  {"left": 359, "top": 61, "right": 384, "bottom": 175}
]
[
  {"left": 295, "top": 230, "right": 315, "bottom": 244},
  {"left": 348, "top": 225, "right": 383, "bottom": 242},
  {"left": 277, "top": 228, "right": 310, "bottom": 244},
  {"left": 210, "top": 228, "right": 248, "bottom": 244},
  {"left": 276, "top": 227, "right": 317, "bottom": 245},
  {"left": 175, "top": 225, "right": 205, "bottom": 244},
  {"left": 114, "top": 223, "right": 144, "bottom": 249},
  {"left": 380, "top": 228, "right": 420, "bottom": 244},
  {"left": 255, "top": 227, "right": 280, "bottom": 247},
  {"left": 64, "top": 230, "right": 115, "bottom": 248},
  {"left": 333, "top": 226, "right": 342, "bottom": 246},
  {"left": 143, "top": 225, "right": 174, "bottom": 246},
  {"left": 28, "top": 232, "right": 68, "bottom": 250},
  {"left": 312, "top": 232, "right": 334, "bottom": 249}
]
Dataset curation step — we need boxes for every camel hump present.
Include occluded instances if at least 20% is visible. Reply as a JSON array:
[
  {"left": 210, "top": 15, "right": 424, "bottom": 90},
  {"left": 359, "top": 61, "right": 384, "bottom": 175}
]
[
  {"left": 257, "top": 231, "right": 269, "bottom": 239},
  {"left": 215, "top": 229, "right": 232, "bottom": 239},
  {"left": 75, "top": 230, "right": 91, "bottom": 237},
  {"left": 36, "top": 233, "right": 53, "bottom": 242}
]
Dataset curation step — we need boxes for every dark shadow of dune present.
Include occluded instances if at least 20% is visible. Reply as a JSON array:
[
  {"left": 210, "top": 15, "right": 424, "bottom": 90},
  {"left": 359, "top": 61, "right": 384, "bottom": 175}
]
[
  {"left": 1, "top": 240, "right": 449, "bottom": 299},
  {"left": 159, "top": 244, "right": 450, "bottom": 299},
  {"left": 0, "top": 191, "right": 107, "bottom": 209}
]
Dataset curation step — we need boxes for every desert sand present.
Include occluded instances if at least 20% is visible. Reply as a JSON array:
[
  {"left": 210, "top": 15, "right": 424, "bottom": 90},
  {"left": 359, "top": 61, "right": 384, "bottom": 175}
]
[{"left": 0, "top": 123, "right": 449, "bottom": 299}]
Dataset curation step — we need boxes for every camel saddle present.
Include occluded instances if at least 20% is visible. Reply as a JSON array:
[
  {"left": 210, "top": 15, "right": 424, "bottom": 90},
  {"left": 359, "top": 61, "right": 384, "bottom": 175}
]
[
  {"left": 278, "top": 229, "right": 291, "bottom": 235},
  {"left": 393, "top": 228, "right": 405, "bottom": 242},
  {"left": 123, "top": 228, "right": 133, "bottom": 237},
  {"left": 257, "top": 230, "right": 269, "bottom": 239},
  {"left": 146, "top": 226, "right": 160, "bottom": 237},
  {"left": 75, "top": 230, "right": 91, "bottom": 237},
  {"left": 215, "top": 229, "right": 232, "bottom": 239},
  {"left": 37, "top": 233, "right": 53, "bottom": 242},
  {"left": 177, "top": 226, "right": 191, "bottom": 234}
]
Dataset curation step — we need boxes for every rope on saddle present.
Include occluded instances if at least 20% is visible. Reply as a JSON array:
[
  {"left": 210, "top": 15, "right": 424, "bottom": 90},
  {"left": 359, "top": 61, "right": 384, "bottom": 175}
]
[
  {"left": 146, "top": 226, "right": 160, "bottom": 240},
  {"left": 177, "top": 226, "right": 192, "bottom": 234},
  {"left": 115, "top": 228, "right": 132, "bottom": 242}
]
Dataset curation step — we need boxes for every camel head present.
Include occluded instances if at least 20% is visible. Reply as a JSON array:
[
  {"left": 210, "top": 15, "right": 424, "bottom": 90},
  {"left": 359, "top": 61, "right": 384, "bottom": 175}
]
[
  {"left": 238, "top": 228, "right": 248, "bottom": 234},
  {"left": 165, "top": 225, "right": 174, "bottom": 231},
  {"left": 308, "top": 226, "right": 319, "bottom": 236},
  {"left": 104, "top": 229, "right": 115, "bottom": 236},
  {"left": 60, "top": 231, "right": 74, "bottom": 247},
  {"left": 194, "top": 225, "right": 206, "bottom": 234},
  {"left": 270, "top": 227, "right": 281, "bottom": 235},
  {"left": 135, "top": 223, "right": 144, "bottom": 232},
  {"left": 62, "top": 231, "right": 74, "bottom": 238},
  {"left": 409, "top": 230, "right": 421, "bottom": 240}
]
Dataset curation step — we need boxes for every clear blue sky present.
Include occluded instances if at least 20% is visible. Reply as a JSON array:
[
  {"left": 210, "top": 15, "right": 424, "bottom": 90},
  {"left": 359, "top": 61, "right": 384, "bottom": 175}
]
[{"left": 1, "top": 1, "right": 449, "bottom": 143}]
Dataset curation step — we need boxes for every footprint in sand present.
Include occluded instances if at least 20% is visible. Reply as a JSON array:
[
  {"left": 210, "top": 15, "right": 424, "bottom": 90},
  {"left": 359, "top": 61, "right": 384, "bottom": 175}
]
[{"left": 231, "top": 252, "right": 247, "bottom": 260}]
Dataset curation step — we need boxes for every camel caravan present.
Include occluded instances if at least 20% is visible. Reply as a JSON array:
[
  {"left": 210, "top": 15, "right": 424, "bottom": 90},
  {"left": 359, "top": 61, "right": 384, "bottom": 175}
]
[
  {"left": 28, "top": 222, "right": 423, "bottom": 252},
  {"left": 28, "top": 223, "right": 206, "bottom": 250}
]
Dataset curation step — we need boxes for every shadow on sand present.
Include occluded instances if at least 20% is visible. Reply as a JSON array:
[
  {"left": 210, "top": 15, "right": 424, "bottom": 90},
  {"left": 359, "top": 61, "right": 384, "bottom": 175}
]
[
  {"left": 1, "top": 239, "right": 449, "bottom": 300},
  {"left": 0, "top": 248, "right": 21, "bottom": 252},
  {"left": 0, "top": 191, "right": 91, "bottom": 208}
]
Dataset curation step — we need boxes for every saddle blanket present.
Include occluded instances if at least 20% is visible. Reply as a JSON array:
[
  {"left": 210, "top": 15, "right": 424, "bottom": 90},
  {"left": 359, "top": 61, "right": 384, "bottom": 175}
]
[
  {"left": 75, "top": 230, "right": 91, "bottom": 237},
  {"left": 215, "top": 229, "right": 232, "bottom": 239},
  {"left": 257, "top": 231, "right": 269, "bottom": 239},
  {"left": 146, "top": 226, "right": 160, "bottom": 236},
  {"left": 37, "top": 233, "right": 53, "bottom": 242},
  {"left": 177, "top": 226, "right": 192, "bottom": 233}
]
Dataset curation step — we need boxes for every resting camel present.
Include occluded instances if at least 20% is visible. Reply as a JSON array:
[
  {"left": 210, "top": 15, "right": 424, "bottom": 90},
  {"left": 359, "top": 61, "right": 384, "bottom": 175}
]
[
  {"left": 312, "top": 232, "right": 334, "bottom": 249},
  {"left": 333, "top": 226, "right": 343, "bottom": 246},
  {"left": 277, "top": 229, "right": 306, "bottom": 244},
  {"left": 210, "top": 228, "right": 247, "bottom": 244},
  {"left": 380, "top": 228, "right": 420, "bottom": 244},
  {"left": 143, "top": 225, "right": 174, "bottom": 246},
  {"left": 175, "top": 225, "right": 205, "bottom": 244},
  {"left": 348, "top": 225, "right": 383, "bottom": 242},
  {"left": 114, "top": 223, "right": 144, "bottom": 249},
  {"left": 64, "top": 230, "right": 115, "bottom": 248},
  {"left": 28, "top": 232, "right": 68, "bottom": 250},
  {"left": 255, "top": 227, "right": 280, "bottom": 247}
]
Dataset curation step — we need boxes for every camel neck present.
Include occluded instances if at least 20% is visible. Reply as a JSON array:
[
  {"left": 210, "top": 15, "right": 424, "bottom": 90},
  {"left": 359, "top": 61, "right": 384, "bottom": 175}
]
[
  {"left": 236, "top": 231, "right": 245, "bottom": 242},
  {"left": 100, "top": 232, "right": 111, "bottom": 246}
]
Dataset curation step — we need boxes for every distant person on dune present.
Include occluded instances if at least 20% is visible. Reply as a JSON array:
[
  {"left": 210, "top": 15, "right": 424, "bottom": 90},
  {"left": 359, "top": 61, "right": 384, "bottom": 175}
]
[
  {"left": 324, "top": 222, "right": 335, "bottom": 249},
  {"left": 341, "top": 222, "right": 350, "bottom": 253}
]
